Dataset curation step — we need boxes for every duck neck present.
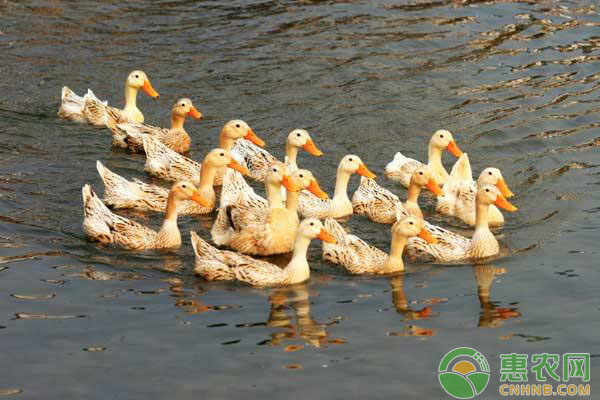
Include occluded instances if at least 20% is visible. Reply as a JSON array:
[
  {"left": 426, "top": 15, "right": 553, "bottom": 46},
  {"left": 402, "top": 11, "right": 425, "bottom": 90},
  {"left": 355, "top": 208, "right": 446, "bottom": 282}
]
[
  {"left": 170, "top": 113, "right": 186, "bottom": 131},
  {"left": 219, "top": 130, "right": 235, "bottom": 151},
  {"left": 199, "top": 162, "right": 217, "bottom": 192},
  {"left": 123, "top": 85, "right": 139, "bottom": 112},
  {"left": 427, "top": 142, "right": 444, "bottom": 171},
  {"left": 385, "top": 233, "right": 407, "bottom": 270},
  {"left": 474, "top": 202, "right": 491, "bottom": 233},
  {"left": 266, "top": 182, "right": 285, "bottom": 208},
  {"left": 333, "top": 168, "right": 352, "bottom": 203},
  {"left": 285, "top": 144, "right": 299, "bottom": 170},
  {"left": 286, "top": 189, "right": 300, "bottom": 213},
  {"left": 405, "top": 182, "right": 422, "bottom": 213},
  {"left": 285, "top": 234, "right": 311, "bottom": 281},
  {"left": 161, "top": 191, "right": 180, "bottom": 229}
]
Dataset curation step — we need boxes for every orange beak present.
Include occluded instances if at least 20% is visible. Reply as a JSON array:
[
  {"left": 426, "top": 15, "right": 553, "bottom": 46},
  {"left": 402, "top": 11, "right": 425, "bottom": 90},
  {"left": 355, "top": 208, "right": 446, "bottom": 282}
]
[
  {"left": 227, "top": 159, "right": 250, "bottom": 176},
  {"left": 496, "top": 178, "right": 514, "bottom": 198},
  {"left": 142, "top": 79, "right": 159, "bottom": 99},
  {"left": 187, "top": 105, "right": 202, "bottom": 120},
  {"left": 190, "top": 191, "right": 210, "bottom": 207},
  {"left": 244, "top": 128, "right": 265, "bottom": 147},
  {"left": 425, "top": 178, "right": 443, "bottom": 196},
  {"left": 356, "top": 163, "right": 376, "bottom": 179},
  {"left": 446, "top": 140, "right": 463, "bottom": 157},
  {"left": 307, "top": 179, "right": 329, "bottom": 200},
  {"left": 317, "top": 228, "right": 337, "bottom": 244},
  {"left": 418, "top": 228, "right": 437, "bottom": 244},
  {"left": 303, "top": 139, "right": 323, "bottom": 156},
  {"left": 281, "top": 174, "right": 301, "bottom": 193},
  {"left": 494, "top": 194, "right": 518, "bottom": 212}
]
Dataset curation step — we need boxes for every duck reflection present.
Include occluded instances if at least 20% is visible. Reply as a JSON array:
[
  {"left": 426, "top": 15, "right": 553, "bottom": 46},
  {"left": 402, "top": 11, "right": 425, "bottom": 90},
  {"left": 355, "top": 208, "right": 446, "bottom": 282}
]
[
  {"left": 259, "top": 284, "right": 342, "bottom": 348},
  {"left": 475, "top": 265, "right": 521, "bottom": 328},
  {"left": 387, "top": 274, "right": 443, "bottom": 337}
]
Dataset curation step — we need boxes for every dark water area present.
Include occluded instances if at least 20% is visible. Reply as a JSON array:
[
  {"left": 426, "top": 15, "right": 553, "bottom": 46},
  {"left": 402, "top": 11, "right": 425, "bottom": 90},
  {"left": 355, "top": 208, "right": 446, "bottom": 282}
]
[{"left": 1, "top": 0, "right": 599, "bottom": 398}]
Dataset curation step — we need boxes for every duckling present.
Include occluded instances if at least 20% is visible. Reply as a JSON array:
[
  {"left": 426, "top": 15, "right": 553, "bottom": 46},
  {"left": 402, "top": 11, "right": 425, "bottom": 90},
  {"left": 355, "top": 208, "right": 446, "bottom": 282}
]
[
  {"left": 406, "top": 185, "right": 518, "bottom": 262},
  {"left": 82, "top": 181, "right": 207, "bottom": 250},
  {"left": 384, "top": 129, "right": 463, "bottom": 187},
  {"left": 97, "top": 149, "right": 248, "bottom": 215},
  {"left": 110, "top": 98, "right": 202, "bottom": 154},
  {"left": 352, "top": 166, "right": 443, "bottom": 224},
  {"left": 298, "top": 155, "right": 376, "bottom": 219},
  {"left": 192, "top": 218, "right": 336, "bottom": 287},
  {"left": 143, "top": 119, "right": 265, "bottom": 185},
  {"left": 322, "top": 216, "right": 437, "bottom": 274}
]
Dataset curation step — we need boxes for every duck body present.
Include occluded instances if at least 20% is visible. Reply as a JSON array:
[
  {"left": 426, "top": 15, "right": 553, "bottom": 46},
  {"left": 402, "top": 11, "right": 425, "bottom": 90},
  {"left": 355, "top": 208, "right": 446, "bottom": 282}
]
[
  {"left": 82, "top": 181, "right": 207, "bottom": 250},
  {"left": 322, "top": 216, "right": 436, "bottom": 274},
  {"left": 81, "top": 70, "right": 159, "bottom": 127},
  {"left": 406, "top": 185, "right": 517, "bottom": 262},
  {"left": 384, "top": 130, "right": 463, "bottom": 188},
  {"left": 193, "top": 218, "right": 335, "bottom": 287},
  {"left": 299, "top": 155, "right": 375, "bottom": 219},
  {"left": 110, "top": 98, "right": 201, "bottom": 154}
]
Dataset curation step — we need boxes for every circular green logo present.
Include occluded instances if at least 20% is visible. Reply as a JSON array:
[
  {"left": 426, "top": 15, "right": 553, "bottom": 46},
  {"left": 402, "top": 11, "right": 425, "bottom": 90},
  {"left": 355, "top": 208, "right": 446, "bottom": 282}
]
[{"left": 438, "top": 347, "right": 490, "bottom": 399}]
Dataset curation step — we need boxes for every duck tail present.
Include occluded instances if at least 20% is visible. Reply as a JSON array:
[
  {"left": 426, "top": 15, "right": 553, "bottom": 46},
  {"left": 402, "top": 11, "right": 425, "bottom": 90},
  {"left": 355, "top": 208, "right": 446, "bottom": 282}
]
[
  {"left": 323, "top": 218, "right": 348, "bottom": 246},
  {"left": 190, "top": 231, "right": 220, "bottom": 259},
  {"left": 449, "top": 153, "right": 472, "bottom": 183}
]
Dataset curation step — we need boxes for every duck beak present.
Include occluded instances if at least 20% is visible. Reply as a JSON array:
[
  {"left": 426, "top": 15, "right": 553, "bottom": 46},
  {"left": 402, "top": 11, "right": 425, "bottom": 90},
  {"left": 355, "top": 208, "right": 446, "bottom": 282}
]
[
  {"left": 187, "top": 106, "right": 202, "bottom": 120},
  {"left": 227, "top": 159, "right": 250, "bottom": 176},
  {"left": 303, "top": 139, "right": 323, "bottom": 156},
  {"left": 190, "top": 191, "right": 210, "bottom": 207},
  {"left": 142, "top": 79, "right": 160, "bottom": 99},
  {"left": 496, "top": 178, "right": 514, "bottom": 198},
  {"left": 425, "top": 178, "right": 443, "bottom": 196},
  {"left": 446, "top": 140, "right": 463, "bottom": 157},
  {"left": 318, "top": 228, "right": 337, "bottom": 244},
  {"left": 418, "top": 228, "right": 437, "bottom": 244},
  {"left": 244, "top": 128, "right": 265, "bottom": 147},
  {"left": 282, "top": 175, "right": 301, "bottom": 192},
  {"left": 356, "top": 163, "right": 376, "bottom": 179},
  {"left": 307, "top": 179, "right": 329, "bottom": 199},
  {"left": 494, "top": 194, "right": 518, "bottom": 212}
]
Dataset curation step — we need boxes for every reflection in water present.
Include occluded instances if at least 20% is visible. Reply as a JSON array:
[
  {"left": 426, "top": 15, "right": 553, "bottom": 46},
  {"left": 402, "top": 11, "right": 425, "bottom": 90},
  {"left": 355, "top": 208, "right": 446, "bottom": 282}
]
[
  {"left": 475, "top": 265, "right": 521, "bottom": 328},
  {"left": 253, "top": 284, "right": 343, "bottom": 349}
]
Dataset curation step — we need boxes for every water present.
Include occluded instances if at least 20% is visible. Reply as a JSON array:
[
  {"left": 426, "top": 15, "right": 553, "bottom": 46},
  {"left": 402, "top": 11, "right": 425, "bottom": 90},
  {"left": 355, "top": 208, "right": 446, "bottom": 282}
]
[{"left": 1, "top": 0, "right": 599, "bottom": 398}]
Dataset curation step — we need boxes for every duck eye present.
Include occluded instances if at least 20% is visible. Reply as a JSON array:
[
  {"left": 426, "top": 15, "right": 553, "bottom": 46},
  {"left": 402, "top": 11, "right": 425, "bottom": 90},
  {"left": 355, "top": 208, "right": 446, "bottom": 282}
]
[
  {"left": 488, "top": 171, "right": 492, "bottom": 175},
  {"left": 182, "top": 184, "right": 187, "bottom": 188},
  {"left": 236, "top": 124, "right": 240, "bottom": 128},
  {"left": 273, "top": 168, "right": 277, "bottom": 172},
  {"left": 409, "top": 221, "right": 414, "bottom": 225},
  {"left": 296, "top": 133, "right": 301, "bottom": 137},
  {"left": 135, "top": 74, "right": 139, "bottom": 78},
  {"left": 181, "top": 103, "right": 185, "bottom": 107},
  {"left": 310, "top": 222, "right": 314, "bottom": 226},
  {"left": 440, "top": 134, "right": 444, "bottom": 138},
  {"left": 299, "top": 174, "right": 303, "bottom": 178},
  {"left": 419, "top": 172, "right": 423, "bottom": 175},
  {"left": 485, "top": 188, "right": 489, "bottom": 192},
  {"left": 220, "top": 153, "right": 224, "bottom": 156},
  {"left": 348, "top": 157, "right": 353, "bottom": 162}
]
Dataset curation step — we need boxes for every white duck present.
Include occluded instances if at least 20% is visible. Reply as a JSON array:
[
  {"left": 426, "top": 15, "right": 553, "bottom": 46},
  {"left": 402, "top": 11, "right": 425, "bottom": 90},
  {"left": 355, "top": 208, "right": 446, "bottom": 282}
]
[
  {"left": 384, "top": 129, "right": 463, "bottom": 187},
  {"left": 298, "top": 155, "right": 376, "bottom": 219},
  {"left": 405, "top": 185, "right": 518, "bottom": 262},
  {"left": 436, "top": 154, "right": 514, "bottom": 227},
  {"left": 192, "top": 218, "right": 336, "bottom": 287},
  {"left": 142, "top": 119, "right": 264, "bottom": 185},
  {"left": 322, "top": 216, "right": 437, "bottom": 274}
]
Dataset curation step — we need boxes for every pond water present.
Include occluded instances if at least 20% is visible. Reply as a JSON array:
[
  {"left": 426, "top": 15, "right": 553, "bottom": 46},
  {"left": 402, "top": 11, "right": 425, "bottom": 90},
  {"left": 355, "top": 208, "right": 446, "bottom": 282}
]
[{"left": 1, "top": 0, "right": 599, "bottom": 398}]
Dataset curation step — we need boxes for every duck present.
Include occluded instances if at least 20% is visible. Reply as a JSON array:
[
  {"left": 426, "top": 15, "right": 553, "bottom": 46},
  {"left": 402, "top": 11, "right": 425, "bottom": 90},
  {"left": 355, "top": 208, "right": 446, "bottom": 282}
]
[
  {"left": 96, "top": 148, "right": 249, "bottom": 215},
  {"left": 405, "top": 185, "right": 518, "bottom": 262},
  {"left": 143, "top": 119, "right": 265, "bottom": 185},
  {"left": 384, "top": 129, "right": 463, "bottom": 187},
  {"left": 436, "top": 154, "right": 514, "bottom": 227},
  {"left": 109, "top": 98, "right": 202, "bottom": 154},
  {"left": 191, "top": 218, "right": 336, "bottom": 287},
  {"left": 298, "top": 155, "right": 376, "bottom": 219},
  {"left": 82, "top": 181, "right": 208, "bottom": 250},
  {"left": 210, "top": 162, "right": 313, "bottom": 256},
  {"left": 59, "top": 70, "right": 159, "bottom": 126},
  {"left": 231, "top": 129, "right": 323, "bottom": 181},
  {"left": 322, "top": 216, "right": 437, "bottom": 274},
  {"left": 352, "top": 166, "right": 443, "bottom": 224}
]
